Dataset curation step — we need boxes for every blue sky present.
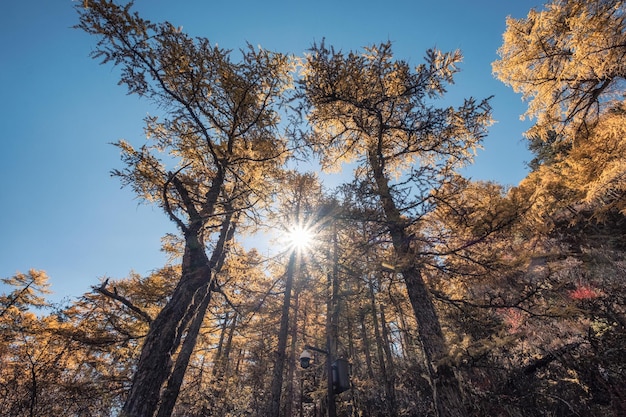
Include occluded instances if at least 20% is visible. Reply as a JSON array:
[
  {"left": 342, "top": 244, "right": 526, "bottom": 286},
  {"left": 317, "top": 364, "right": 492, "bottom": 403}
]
[{"left": 0, "top": 0, "right": 541, "bottom": 303}]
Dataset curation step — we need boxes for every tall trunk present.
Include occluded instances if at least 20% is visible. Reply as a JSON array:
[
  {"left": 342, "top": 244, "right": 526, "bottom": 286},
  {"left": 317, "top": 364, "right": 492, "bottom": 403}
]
[
  {"left": 394, "top": 295, "right": 417, "bottom": 361},
  {"left": 122, "top": 186, "right": 235, "bottom": 417},
  {"left": 267, "top": 250, "right": 297, "bottom": 417},
  {"left": 359, "top": 309, "right": 376, "bottom": 381},
  {"left": 367, "top": 147, "right": 467, "bottom": 417},
  {"left": 215, "top": 312, "right": 238, "bottom": 380},
  {"left": 380, "top": 308, "right": 397, "bottom": 410},
  {"left": 326, "top": 226, "right": 340, "bottom": 417},
  {"left": 213, "top": 313, "right": 238, "bottom": 416},
  {"left": 156, "top": 282, "right": 214, "bottom": 417},
  {"left": 367, "top": 277, "right": 396, "bottom": 414},
  {"left": 211, "top": 312, "right": 230, "bottom": 378},
  {"left": 284, "top": 291, "right": 300, "bottom": 417},
  {"left": 122, "top": 232, "right": 211, "bottom": 417}
]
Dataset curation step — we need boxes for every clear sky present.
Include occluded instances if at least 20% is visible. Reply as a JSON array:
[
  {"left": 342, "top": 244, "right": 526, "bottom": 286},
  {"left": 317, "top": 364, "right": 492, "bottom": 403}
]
[{"left": 0, "top": 0, "right": 541, "bottom": 303}]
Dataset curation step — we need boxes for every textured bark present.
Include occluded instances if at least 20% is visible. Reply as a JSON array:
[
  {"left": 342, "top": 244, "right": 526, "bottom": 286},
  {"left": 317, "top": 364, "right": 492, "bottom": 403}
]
[
  {"left": 380, "top": 309, "right": 397, "bottom": 411},
  {"left": 359, "top": 311, "right": 376, "bottom": 380},
  {"left": 326, "top": 241, "right": 339, "bottom": 417},
  {"left": 121, "top": 235, "right": 212, "bottom": 417},
  {"left": 368, "top": 147, "right": 468, "bottom": 417},
  {"left": 403, "top": 269, "right": 466, "bottom": 417},
  {"left": 156, "top": 283, "right": 213, "bottom": 417}
]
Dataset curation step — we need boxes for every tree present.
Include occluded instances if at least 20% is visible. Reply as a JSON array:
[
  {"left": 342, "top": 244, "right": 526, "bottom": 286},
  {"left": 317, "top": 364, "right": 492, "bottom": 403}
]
[
  {"left": 75, "top": 1, "right": 293, "bottom": 416},
  {"left": 492, "top": 0, "right": 626, "bottom": 141},
  {"left": 266, "top": 172, "right": 324, "bottom": 417},
  {"left": 298, "top": 41, "right": 492, "bottom": 417},
  {"left": 0, "top": 270, "right": 49, "bottom": 319}
]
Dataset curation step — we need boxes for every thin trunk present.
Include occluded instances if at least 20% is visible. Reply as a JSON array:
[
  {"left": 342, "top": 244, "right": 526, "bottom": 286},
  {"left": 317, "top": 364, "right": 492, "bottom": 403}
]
[
  {"left": 284, "top": 291, "right": 300, "bottom": 417},
  {"left": 326, "top": 225, "right": 340, "bottom": 417},
  {"left": 359, "top": 310, "right": 376, "bottom": 381},
  {"left": 28, "top": 355, "right": 36, "bottom": 417},
  {"left": 220, "top": 312, "right": 238, "bottom": 376},
  {"left": 379, "top": 308, "right": 397, "bottom": 412},
  {"left": 214, "top": 313, "right": 238, "bottom": 416},
  {"left": 267, "top": 250, "right": 297, "bottom": 417},
  {"left": 212, "top": 312, "right": 231, "bottom": 377},
  {"left": 367, "top": 277, "right": 395, "bottom": 414},
  {"left": 380, "top": 308, "right": 395, "bottom": 369},
  {"left": 395, "top": 297, "right": 416, "bottom": 361}
]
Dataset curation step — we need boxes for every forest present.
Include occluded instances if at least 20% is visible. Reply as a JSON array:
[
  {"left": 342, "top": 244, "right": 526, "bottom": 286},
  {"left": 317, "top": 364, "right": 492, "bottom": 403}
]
[{"left": 1, "top": 0, "right": 625, "bottom": 416}]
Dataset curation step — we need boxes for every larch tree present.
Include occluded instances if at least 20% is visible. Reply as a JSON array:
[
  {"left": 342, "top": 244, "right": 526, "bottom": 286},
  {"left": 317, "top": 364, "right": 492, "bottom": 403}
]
[
  {"left": 75, "top": 1, "right": 293, "bottom": 416},
  {"left": 298, "top": 41, "right": 492, "bottom": 417},
  {"left": 265, "top": 172, "right": 324, "bottom": 417},
  {"left": 492, "top": 0, "right": 626, "bottom": 142},
  {"left": 494, "top": 0, "right": 626, "bottom": 249}
]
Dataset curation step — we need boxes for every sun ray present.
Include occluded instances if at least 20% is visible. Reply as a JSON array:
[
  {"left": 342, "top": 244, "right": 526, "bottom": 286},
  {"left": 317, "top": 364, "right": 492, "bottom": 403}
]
[{"left": 286, "top": 224, "right": 314, "bottom": 251}]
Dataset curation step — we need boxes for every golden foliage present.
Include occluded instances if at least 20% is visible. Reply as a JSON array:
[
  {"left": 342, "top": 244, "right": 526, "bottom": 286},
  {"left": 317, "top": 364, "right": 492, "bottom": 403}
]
[{"left": 493, "top": 0, "right": 626, "bottom": 140}]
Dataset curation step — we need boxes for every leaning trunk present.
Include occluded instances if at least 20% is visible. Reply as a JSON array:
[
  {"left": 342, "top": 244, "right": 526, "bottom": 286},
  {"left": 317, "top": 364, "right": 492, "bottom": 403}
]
[
  {"left": 402, "top": 267, "right": 466, "bottom": 417},
  {"left": 156, "top": 282, "right": 213, "bottom": 417},
  {"left": 367, "top": 147, "right": 467, "bottom": 417}
]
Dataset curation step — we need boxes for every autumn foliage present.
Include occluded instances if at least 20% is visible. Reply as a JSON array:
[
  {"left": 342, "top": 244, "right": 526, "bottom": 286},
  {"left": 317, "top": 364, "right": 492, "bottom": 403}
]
[{"left": 2, "top": 1, "right": 626, "bottom": 416}]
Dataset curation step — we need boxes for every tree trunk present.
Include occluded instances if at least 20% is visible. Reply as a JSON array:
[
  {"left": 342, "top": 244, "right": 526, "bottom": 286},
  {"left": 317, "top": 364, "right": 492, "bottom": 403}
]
[
  {"left": 367, "top": 276, "right": 396, "bottom": 414},
  {"left": 156, "top": 282, "right": 214, "bottom": 417},
  {"left": 380, "top": 308, "right": 397, "bottom": 411},
  {"left": 359, "top": 309, "right": 376, "bottom": 381},
  {"left": 403, "top": 267, "right": 466, "bottom": 417},
  {"left": 284, "top": 291, "right": 300, "bottom": 417},
  {"left": 367, "top": 147, "right": 467, "bottom": 417},
  {"left": 267, "top": 250, "right": 297, "bottom": 417},
  {"left": 122, "top": 235, "right": 212, "bottom": 417},
  {"left": 122, "top": 198, "right": 235, "bottom": 417},
  {"left": 211, "top": 311, "right": 231, "bottom": 377}
]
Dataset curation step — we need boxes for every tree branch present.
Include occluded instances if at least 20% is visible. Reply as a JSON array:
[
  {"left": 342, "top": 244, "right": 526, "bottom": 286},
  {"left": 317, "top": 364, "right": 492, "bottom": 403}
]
[{"left": 95, "top": 279, "right": 153, "bottom": 324}]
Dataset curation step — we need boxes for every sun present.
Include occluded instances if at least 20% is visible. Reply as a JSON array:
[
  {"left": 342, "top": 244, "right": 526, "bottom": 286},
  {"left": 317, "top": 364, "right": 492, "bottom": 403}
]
[{"left": 286, "top": 225, "right": 314, "bottom": 251}]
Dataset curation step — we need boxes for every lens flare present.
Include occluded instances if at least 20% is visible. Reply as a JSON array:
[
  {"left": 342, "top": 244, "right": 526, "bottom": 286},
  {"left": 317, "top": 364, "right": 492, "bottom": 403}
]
[{"left": 287, "top": 225, "right": 314, "bottom": 251}]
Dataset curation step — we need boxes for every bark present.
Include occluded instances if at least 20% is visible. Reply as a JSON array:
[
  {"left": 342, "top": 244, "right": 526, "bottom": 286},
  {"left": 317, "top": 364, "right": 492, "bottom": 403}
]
[
  {"left": 213, "top": 311, "right": 238, "bottom": 381},
  {"left": 380, "top": 308, "right": 397, "bottom": 410},
  {"left": 156, "top": 283, "right": 214, "bottom": 417},
  {"left": 403, "top": 260, "right": 467, "bottom": 417},
  {"left": 121, "top": 175, "right": 235, "bottom": 417},
  {"left": 367, "top": 277, "right": 396, "bottom": 414},
  {"left": 284, "top": 291, "right": 300, "bottom": 417},
  {"left": 325, "top": 226, "right": 340, "bottom": 417},
  {"left": 121, "top": 233, "right": 212, "bottom": 417},
  {"left": 359, "top": 310, "right": 376, "bottom": 381},
  {"left": 212, "top": 312, "right": 231, "bottom": 377},
  {"left": 367, "top": 147, "right": 467, "bottom": 417},
  {"left": 267, "top": 250, "right": 297, "bottom": 417}
]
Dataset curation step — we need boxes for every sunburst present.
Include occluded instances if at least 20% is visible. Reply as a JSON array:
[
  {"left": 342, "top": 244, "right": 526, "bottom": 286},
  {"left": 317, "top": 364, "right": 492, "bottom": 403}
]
[{"left": 286, "top": 224, "right": 314, "bottom": 251}]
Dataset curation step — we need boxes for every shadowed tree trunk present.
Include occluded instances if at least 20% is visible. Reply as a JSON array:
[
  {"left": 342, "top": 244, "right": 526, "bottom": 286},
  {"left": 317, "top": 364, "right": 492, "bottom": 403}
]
[
  {"left": 156, "top": 215, "right": 236, "bottom": 417},
  {"left": 284, "top": 290, "right": 300, "bottom": 417},
  {"left": 156, "top": 283, "right": 214, "bottom": 417},
  {"left": 122, "top": 223, "right": 213, "bottom": 417},
  {"left": 371, "top": 147, "right": 466, "bottom": 417},
  {"left": 267, "top": 251, "right": 297, "bottom": 417},
  {"left": 367, "top": 274, "right": 396, "bottom": 415}
]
